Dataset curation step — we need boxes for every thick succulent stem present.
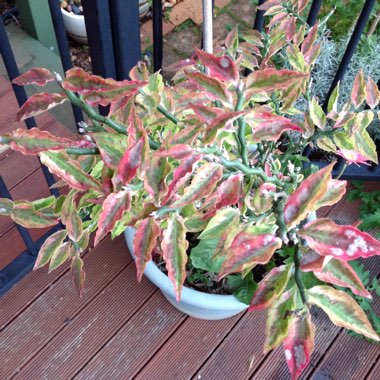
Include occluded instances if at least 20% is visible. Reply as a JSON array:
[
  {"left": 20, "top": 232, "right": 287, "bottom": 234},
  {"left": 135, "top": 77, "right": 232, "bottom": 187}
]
[{"left": 294, "top": 244, "right": 307, "bottom": 305}]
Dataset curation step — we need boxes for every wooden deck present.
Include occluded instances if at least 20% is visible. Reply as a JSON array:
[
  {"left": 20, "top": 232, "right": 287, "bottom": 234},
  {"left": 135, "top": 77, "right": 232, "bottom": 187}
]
[{"left": 0, "top": 77, "right": 379, "bottom": 380}]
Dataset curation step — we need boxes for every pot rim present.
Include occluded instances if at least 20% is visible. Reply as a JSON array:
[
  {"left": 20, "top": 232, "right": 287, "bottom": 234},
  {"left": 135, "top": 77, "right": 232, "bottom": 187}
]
[{"left": 61, "top": 7, "right": 84, "bottom": 20}]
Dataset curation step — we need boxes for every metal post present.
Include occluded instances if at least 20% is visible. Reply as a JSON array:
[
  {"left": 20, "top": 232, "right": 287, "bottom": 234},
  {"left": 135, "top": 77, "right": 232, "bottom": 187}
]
[
  {"left": 307, "top": 0, "right": 323, "bottom": 27},
  {"left": 203, "top": 0, "right": 213, "bottom": 54},
  {"left": 253, "top": 0, "right": 266, "bottom": 32},
  {"left": 153, "top": 0, "right": 163, "bottom": 72}
]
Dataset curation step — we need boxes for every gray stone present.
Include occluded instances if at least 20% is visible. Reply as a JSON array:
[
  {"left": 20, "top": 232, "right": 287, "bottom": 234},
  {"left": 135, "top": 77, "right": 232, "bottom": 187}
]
[
  {"left": 213, "top": 12, "right": 236, "bottom": 42},
  {"left": 227, "top": 0, "right": 256, "bottom": 26},
  {"left": 164, "top": 26, "right": 201, "bottom": 58}
]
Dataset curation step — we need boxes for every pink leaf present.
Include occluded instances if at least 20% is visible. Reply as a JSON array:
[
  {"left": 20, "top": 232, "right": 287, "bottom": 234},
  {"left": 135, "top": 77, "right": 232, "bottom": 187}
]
[
  {"left": 336, "top": 149, "right": 371, "bottom": 166},
  {"left": 258, "top": 0, "right": 281, "bottom": 11},
  {"left": 204, "top": 111, "right": 244, "bottom": 143},
  {"left": 195, "top": 48, "right": 239, "bottom": 85},
  {"left": 190, "top": 103, "right": 224, "bottom": 123},
  {"left": 366, "top": 76, "right": 380, "bottom": 109},
  {"left": 283, "top": 313, "right": 316, "bottom": 380},
  {"left": 299, "top": 218, "right": 380, "bottom": 261},
  {"left": 155, "top": 144, "right": 194, "bottom": 160},
  {"left": 351, "top": 70, "right": 367, "bottom": 108},
  {"left": 301, "top": 24, "right": 319, "bottom": 64},
  {"left": 12, "top": 68, "right": 55, "bottom": 86}
]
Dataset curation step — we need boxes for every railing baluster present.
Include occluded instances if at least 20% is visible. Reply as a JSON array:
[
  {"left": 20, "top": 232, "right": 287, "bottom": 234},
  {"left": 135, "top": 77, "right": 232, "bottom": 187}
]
[
  {"left": 153, "top": 0, "right": 163, "bottom": 72},
  {"left": 307, "top": 0, "right": 323, "bottom": 27},
  {"left": 253, "top": 0, "right": 266, "bottom": 32}
]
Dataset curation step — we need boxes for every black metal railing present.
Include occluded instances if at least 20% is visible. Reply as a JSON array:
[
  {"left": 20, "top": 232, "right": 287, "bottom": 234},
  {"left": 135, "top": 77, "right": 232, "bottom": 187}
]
[{"left": 0, "top": 0, "right": 380, "bottom": 295}]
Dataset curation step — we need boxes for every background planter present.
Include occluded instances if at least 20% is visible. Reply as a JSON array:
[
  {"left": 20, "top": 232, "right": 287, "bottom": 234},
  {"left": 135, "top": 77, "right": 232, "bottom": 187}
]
[
  {"left": 61, "top": 0, "right": 150, "bottom": 44},
  {"left": 124, "top": 228, "right": 249, "bottom": 320}
]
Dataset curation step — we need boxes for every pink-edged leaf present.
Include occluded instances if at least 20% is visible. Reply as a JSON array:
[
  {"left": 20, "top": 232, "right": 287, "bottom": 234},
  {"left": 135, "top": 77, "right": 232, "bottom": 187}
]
[
  {"left": 40, "top": 151, "right": 102, "bottom": 192},
  {"left": 71, "top": 253, "right": 85, "bottom": 296},
  {"left": 313, "top": 258, "right": 372, "bottom": 299},
  {"left": 94, "top": 190, "right": 131, "bottom": 246},
  {"left": 351, "top": 70, "right": 367, "bottom": 108},
  {"left": 10, "top": 202, "right": 58, "bottom": 228},
  {"left": 249, "top": 264, "right": 294, "bottom": 311},
  {"left": 186, "top": 71, "right": 233, "bottom": 104},
  {"left": 49, "top": 241, "right": 74, "bottom": 273},
  {"left": 283, "top": 313, "right": 316, "bottom": 380},
  {"left": 309, "top": 97, "right": 326, "bottom": 129},
  {"left": 91, "top": 132, "right": 128, "bottom": 169},
  {"left": 195, "top": 48, "right": 239, "bottom": 85},
  {"left": 5, "top": 128, "right": 88, "bottom": 155},
  {"left": 204, "top": 111, "right": 244, "bottom": 143},
  {"left": 219, "top": 233, "right": 282, "bottom": 278},
  {"left": 247, "top": 111, "right": 303, "bottom": 142},
  {"left": 313, "top": 179, "right": 347, "bottom": 210},
  {"left": 144, "top": 157, "right": 171, "bottom": 206},
  {"left": 167, "top": 123, "right": 204, "bottom": 146},
  {"left": 117, "top": 137, "right": 145, "bottom": 185},
  {"left": 129, "top": 61, "right": 149, "bottom": 81},
  {"left": 34, "top": 230, "right": 68, "bottom": 269},
  {"left": 299, "top": 218, "right": 380, "bottom": 260},
  {"left": 133, "top": 217, "right": 161, "bottom": 282},
  {"left": 300, "top": 250, "right": 324, "bottom": 272},
  {"left": 162, "top": 214, "right": 189, "bottom": 302},
  {"left": 171, "top": 163, "right": 223, "bottom": 208},
  {"left": 155, "top": 144, "right": 194, "bottom": 160},
  {"left": 246, "top": 68, "right": 308, "bottom": 92},
  {"left": 61, "top": 191, "right": 83, "bottom": 242},
  {"left": 13, "top": 68, "right": 55, "bottom": 86},
  {"left": 366, "top": 76, "right": 380, "bottom": 109},
  {"left": 127, "top": 101, "right": 146, "bottom": 145},
  {"left": 17, "top": 93, "right": 67, "bottom": 121},
  {"left": 284, "top": 163, "right": 334, "bottom": 228},
  {"left": 265, "top": 286, "right": 298, "bottom": 352},
  {"left": 258, "top": 0, "right": 281, "bottom": 11},
  {"left": 163, "top": 155, "right": 201, "bottom": 205},
  {"left": 268, "top": 12, "right": 288, "bottom": 29},
  {"left": 190, "top": 103, "right": 224, "bottom": 123},
  {"left": 306, "top": 286, "right": 379, "bottom": 341},
  {"left": 298, "top": 0, "right": 309, "bottom": 13},
  {"left": 301, "top": 24, "right": 319, "bottom": 64}
]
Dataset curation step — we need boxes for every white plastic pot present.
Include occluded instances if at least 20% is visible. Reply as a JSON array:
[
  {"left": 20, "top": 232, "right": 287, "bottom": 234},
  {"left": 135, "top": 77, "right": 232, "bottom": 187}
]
[
  {"left": 124, "top": 227, "right": 249, "bottom": 320},
  {"left": 60, "top": 1, "right": 151, "bottom": 44}
]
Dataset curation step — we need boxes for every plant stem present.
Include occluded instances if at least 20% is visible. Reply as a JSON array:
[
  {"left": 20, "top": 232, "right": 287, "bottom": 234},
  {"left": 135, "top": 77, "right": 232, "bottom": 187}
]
[
  {"left": 294, "top": 244, "right": 307, "bottom": 305},
  {"left": 335, "top": 162, "right": 347, "bottom": 180},
  {"left": 236, "top": 87, "right": 249, "bottom": 166},
  {"left": 66, "top": 147, "right": 100, "bottom": 155}
]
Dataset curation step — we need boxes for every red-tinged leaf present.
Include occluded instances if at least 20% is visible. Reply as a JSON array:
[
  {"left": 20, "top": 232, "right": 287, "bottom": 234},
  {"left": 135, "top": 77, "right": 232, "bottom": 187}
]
[
  {"left": 258, "top": 0, "right": 281, "bottom": 11},
  {"left": 298, "top": 0, "right": 309, "bottom": 13},
  {"left": 336, "top": 149, "right": 371, "bottom": 166},
  {"left": 313, "top": 259, "right": 372, "bottom": 299},
  {"left": 0, "top": 198, "right": 13, "bottom": 215},
  {"left": 204, "top": 111, "right": 244, "bottom": 143},
  {"left": 61, "top": 191, "right": 83, "bottom": 242},
  {"left": 284, "top": 163, "right": 334, "bottom": 228},
  {"left": 49, "top": 241, "right": 73, "bottom": 272},
  {"left": 351, "top": 70, "right": 367, "bottom": 108},
  {"left": 13, "top": 68, "right": 55, "bottom": 86},
  {"left": 306, "top": 286, "right": 379, "bottom": 341},
  {"left": 117, "top": 137, "right": 145, "bottom": 185},
  {"left": 129, "top": 61, "right": 149, "bottom": 81},
  {"left": 127, "top": 101, "right": 146, "bottom": 145},
  {"left": 71, "top": 253, "right": 85, "bottom": 296},
  {"left": 34, "top": 230, "right": 67, "bottom": 269},
  {"left": 195, "top": 48, "right": 239, "bottom": 85},
  {"left": 6, "top": 128, "right": 85, "bottom": 155},
  {"left": 333, "top": 111, "right": 356, "bottom": 129},
  {"left": 10, "top": 202, "right": 58, "bottom": 228},
  {"left": 249, "top": 265, "right": 294, "bottom": 311},
  {"left": 246, "top": 111, "right": 303, "bottom": 142},
  {"left": 214, "top": 172, "right": 243, "bottom": 209},
  {"left": 265, "top": 286, "right": 298, "bottom": 352},
  {"left": 299, "top": 218, "right": 380, "bottom": 260},
  {"left": 264, "top": 5, "right": 285, "bottom": 15},
  {"left": 40, "top": 151, "right": 102, "bottom": 192},
  {"left": 94, "top": 190, "right": 131, "bottom": 246},
  {"left": 162, "top": 214, "right": 188, "bottom": 302},
  {"left": 186, "top": 71, "right": 233, "bottom": 105},
  {"left": 366, "top": 76, "right": 380, "bottom": 109},
  {"left": 167, "top": 123, "right": 204, "bottom": 145},
  {"left": 17, "top": 93, "right": 67, "bottom": 121},
  {"left": 299, "top": 250, "right": 324, "bottom": 272},
  {"left": 313, "top": 179, "right": 347, "bottom": 210},
  {"left": 64, "top": 67, "right": 115, "bottom": 92},
  {"left": 309, "top": 97, "right": 326, "bottom": 129},
  {"left": 246, "top": 68, "right": 308, "bottom": 92},
  {"left": 163, "top": 155, "right": 201, "bottom": 205},
  {"left": 190, "top": 103, "right": 223, "bottom": 123},
  {"left": 301, "top": 24, "right": 318, "bottom": 64},
  {"left": 155, "top": 144, "right": 194, "bottom": 160},
  {"left": 133, "top": 217, "right": 161, "bottom": 282},
  {"left": 83, "top": 85, "right": 143, "bottom": 107},
  {"left": 283, "top": 313, "right": 316, "bottom": 380},
  {"left": 268, "top": 12, "right": 288, "bottom": 29},
  {"left": 171, "top": 163, "right": 223, "bottom": 208},
  {"left": 219, "top": 234, "right": 282, "bottom": 278},
  {"left": 144, "top": 157, "right": 171, "bottom": 206}
]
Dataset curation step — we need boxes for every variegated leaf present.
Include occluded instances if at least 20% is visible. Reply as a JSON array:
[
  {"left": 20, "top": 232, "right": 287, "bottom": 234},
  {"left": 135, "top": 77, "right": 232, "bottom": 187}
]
[
  {"left": 61, "top": 191, "right": 83, "bottom": 242},
  {"left": 309, "top": 97, "right": 326, "bottom": 129},
  {"left": 307, "top": 286, "right": 379, "bottom": 341},
  {"left": 366, "top": 76, "right": 380, "bottom": 109},
  {"left": 299, "top": 218, "right": 380, "bottom": 261},
  {"left": 283, "top": 313, "right": 316, "bottom": 380},
  {"left": 195, "top": 48, "right": 239, "bottom": 85},
  {"left": 249, "top": 264, "right": 294, "bottom": 311},
  {"left": 171, "top": 163, "right": 223, "bottom": 208},
  {"left": 219, "top": 234, "right": 282, "bottom": 278},
  {"left": 301, "top": 24, "right": 319, "bottom": 64},
  {"left": 129, "top": 61, "right": 149, "bottom": 81},
  {"left": 351, "top": 70, "right": 367, "bottom": 108},
  {"left": 144, "top": 157, "right": 171, "bottom": 206},
  {"left": 34, "top": 230, "right": 67, "bottom": 269},
  {"left": 155, "top": 144, "right": 194, "bottom": 160},
  {"left": 299, "top": 250, "right": 324, "bottom": 272},
  {"left": 265, "top": 286, "right": 298, "bottom": 352},
  {"left": 284, "top": 163, "right": 334, "bottom": 228},
  {"left": 12, "top": 68, "right": 55, "bottom": 86},
  {"left": 162, "top": 214, "right": 189, "bottom": 302},
  {"left": 11, "top": 202, "right": 58, "bottom": 228},
  {"left": 189, "top": 103, "right": 223, "bottom": 123},
  {"left": 17, "top": 93, "right": 67, "bottom": 121},
  {"left": 94, "top": 190, "right": 131, "bottom": 246},
  {"left": 204, "top": 111, "right": 244, "bottom": 143},
  {"left": 71, "top": 253, "right": 85, "bottom": 296},
  {"left": 313, "top": 179, "right": 347, "bottom": 210},
  {"left": 49, "top": 241, "right": 74, "bottom": 272},
  {"left": 134, "top": 217, "right": 161, "bottom": 282},
  {"left": 40, "top": 151, "right": 102, "bottom": 192}
]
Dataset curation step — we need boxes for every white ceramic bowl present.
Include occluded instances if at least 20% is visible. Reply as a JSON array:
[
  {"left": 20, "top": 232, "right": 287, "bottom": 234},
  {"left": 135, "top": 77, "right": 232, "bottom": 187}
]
[{"left": 124, "top": 227, "right": 249, "bottom": 320}]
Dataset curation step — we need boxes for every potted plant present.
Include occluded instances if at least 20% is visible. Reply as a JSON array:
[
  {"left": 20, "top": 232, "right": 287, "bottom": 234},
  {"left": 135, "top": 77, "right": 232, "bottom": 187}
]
[
  {"left": 1, "top": 1, "right": 380, "bottom": 379},
  {"left": 60, "top": 0, "right": 151, "bottom": 43}
]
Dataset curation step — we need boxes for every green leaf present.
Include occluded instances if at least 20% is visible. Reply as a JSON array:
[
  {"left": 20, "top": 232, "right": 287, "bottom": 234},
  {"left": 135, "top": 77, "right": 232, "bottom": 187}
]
[
  {"left": 11, "top": 202, "right": 58, "bottom": 228},
  {"left": 328, "top": 82, "right": 340, "bottom": 113},
  {"left": 34, "top": 230, "right": 68, "bottom": 269},
  {"left": 307, "top": 285, "right": 379, "bottom": 341},
  {"left": 228, "top": 272, "right": 258, "bottom": 305},
  {"left": 351, "top": 70, "right": 367, "bottom": 108},
  {"left": 61, "top": 191, "right": 83, "bottom": 242},
  {"left": 71, "top": 253, "right": 85, "bottom": 296},
  {"left": 309, "top": 97, "right": 326, "bottom": 129},
  {"left": 144, "top": 157, "right": 171, "bottom": 206},
  {"left": 190, "top": 237, "right": 224, "bottom": 273}
]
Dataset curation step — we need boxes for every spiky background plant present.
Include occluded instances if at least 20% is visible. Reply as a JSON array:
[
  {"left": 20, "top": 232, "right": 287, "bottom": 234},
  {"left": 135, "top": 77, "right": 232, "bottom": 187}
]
[{"left": 1, "top": 1, "right": 380, "bottom": 379}]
